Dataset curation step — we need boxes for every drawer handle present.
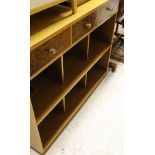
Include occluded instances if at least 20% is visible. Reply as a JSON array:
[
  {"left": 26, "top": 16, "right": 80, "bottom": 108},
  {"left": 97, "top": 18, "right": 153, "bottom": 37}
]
[
  {"left": 48, "top": 48, "right": 57, "bottom": 55},
  {"left": 106, "top": 7, "right": 113, "bottom": 11},
  {"left": 86, "top": 23, "right": 92, "bottom": 29}
]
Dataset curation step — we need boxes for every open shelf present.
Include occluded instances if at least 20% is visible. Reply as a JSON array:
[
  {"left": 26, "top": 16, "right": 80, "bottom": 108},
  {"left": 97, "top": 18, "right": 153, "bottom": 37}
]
[
  {"left": 88, "top": 17, "right": 114, "bottom": 61},
  {"left": 89, "top": 15, "right": 116, "bottom": 45},
  {"left": 38, "top": 53, "right": 109, "bottom": 149},
  {"left": 88, "top": 37, "right": 110, "bottom": 61},
  {"left": 31, "top": 35, "right": 110, "bottom": 125},
  {"left": 38, "top": 99, "right": 66, "bottom": 148},
  {"left": 30, "top": 57, "right": 64, "bottom": 122}
]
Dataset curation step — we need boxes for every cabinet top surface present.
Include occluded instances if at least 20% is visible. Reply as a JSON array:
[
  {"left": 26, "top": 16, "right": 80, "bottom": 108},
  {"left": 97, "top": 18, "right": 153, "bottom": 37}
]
[{"left": 30, "top": 0, "right": 109, "bottom": 51}]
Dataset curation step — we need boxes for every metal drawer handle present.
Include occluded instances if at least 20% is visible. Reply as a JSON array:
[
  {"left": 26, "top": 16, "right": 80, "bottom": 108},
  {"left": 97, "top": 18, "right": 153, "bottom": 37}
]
[
  {"left": 106, "top": 7, "right": 113, "bottom": 11},
  {"left": 48, "top": 48, "right": 57, "bottom": 55},
  {"left": 86, "top": 23, "right": 92, "bottom": 29}
]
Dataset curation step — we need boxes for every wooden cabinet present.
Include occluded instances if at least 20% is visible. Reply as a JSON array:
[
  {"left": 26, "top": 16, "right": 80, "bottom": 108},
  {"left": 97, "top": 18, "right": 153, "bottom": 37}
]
[{"left": 30, "top": 0, "right": 119, "bottom": 154}]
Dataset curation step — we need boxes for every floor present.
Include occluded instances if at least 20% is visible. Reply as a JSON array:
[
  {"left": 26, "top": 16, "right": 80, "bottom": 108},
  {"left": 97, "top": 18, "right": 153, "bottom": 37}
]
[{"left": 31, "top": 62, "right": 124, "bottom": 155}]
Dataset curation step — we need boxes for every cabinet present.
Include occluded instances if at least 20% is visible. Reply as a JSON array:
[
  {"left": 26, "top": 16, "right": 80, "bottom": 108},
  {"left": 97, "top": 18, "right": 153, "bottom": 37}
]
[{"left": 30, "top": 0, "right": 119, "bottom": 154}]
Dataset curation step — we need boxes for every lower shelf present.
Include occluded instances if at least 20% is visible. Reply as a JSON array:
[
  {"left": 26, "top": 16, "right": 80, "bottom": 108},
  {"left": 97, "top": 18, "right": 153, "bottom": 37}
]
[{"left": 38, "top": 62, "right": 108, "bottom": 149}]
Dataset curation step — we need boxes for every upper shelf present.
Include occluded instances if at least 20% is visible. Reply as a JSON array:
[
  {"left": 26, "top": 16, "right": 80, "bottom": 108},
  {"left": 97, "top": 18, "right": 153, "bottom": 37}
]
[
  {"left": 30, "top": 0, "right": 67, "bottom": 15},
  {"left": 30, "top": 0, "right": 108, "bottom": 51}
]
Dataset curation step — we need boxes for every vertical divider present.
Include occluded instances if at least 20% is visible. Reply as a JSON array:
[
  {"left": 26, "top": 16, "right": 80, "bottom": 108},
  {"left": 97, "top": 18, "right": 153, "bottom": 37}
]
[
  {"left": 96, "top": 49, "right": 111, "bottom": 71},
  {"left": 76, "top": 35, "right": 89, "bottom": 60},
  {"left": 58, "top": 56, "right": 65, "bottom": 112},
  {"left": 60, "top": 55, "right": 64, "bottom": 83},
  {"left": 78, "top": 74, "right": 87, "bottom": 88},
  {"left": 54, "top": 56, "right": 64, "bottom": 83},
  {"left": 58, "top": 97, "right": 66, "bottom": 112},
  {"left": 87, "top": 34, "right": 90, "bottom": 60},
  {"left": 70, "top": 26, "right": 73, "bottom": 45}
]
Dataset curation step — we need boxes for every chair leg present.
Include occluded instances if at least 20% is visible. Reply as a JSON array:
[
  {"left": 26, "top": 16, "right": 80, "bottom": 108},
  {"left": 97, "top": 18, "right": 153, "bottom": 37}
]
[
  {"left": 115, "top": 22, "right": 119, "bottom": 35},
  {"left": 71, "top": 0, "right": 77, "bottom": 14},
  {"left": 109, "top": 61, "right": 117, "bottom": 72}
]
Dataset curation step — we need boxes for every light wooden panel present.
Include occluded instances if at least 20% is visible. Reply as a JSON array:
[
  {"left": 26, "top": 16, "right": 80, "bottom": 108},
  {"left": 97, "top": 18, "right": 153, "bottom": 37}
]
[{"left": 30, "top": 102, "right": 43, "bottom": 153}]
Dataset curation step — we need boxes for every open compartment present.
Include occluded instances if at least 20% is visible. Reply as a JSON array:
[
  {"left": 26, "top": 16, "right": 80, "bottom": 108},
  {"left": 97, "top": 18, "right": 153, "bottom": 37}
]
[
  {"left": 63, "top": 36, "right": 88, "bottom": 83},
  {"left": 87, "top": 49, "right": 110, "bottom": 86},
  {"left": 88, "top": 28, "right": 111, "bottom": 63},
  {"left": 38, "top": 98, "right": 66, "bottom": 148},
  {"left": 30, "top": 57, "right": 64, "bottom": 123},
  {"left": 65, "top": 75, "right": 88, "bottom": 115},
  {"left": 88, "top": 14, "right": 116, "bottom": 61},
  {"left": 90, "top": 14, "right": 116, "bottom": 45}
]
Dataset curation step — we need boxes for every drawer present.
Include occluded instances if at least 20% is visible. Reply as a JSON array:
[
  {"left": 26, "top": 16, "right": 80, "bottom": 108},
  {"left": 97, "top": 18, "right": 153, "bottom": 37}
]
[
  {"left": 72, "top": 12, "right": 98, "bottom": 43},
  {"left": 31, "top": 28, "right": 71, "bottom": 76},
  {"left": 97, "top": 0, "right": 119, "bottom": 25}
]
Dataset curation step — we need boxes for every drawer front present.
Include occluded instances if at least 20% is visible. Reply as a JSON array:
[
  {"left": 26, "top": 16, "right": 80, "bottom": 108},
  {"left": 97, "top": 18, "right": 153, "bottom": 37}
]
[
  {"left": 97, "top": 0, "right": 119, "bottom": 25},
  {"left": 31, "top": 28, "right": 71, "bottom": 76},
  {"left": 72, "top": 12, "right": 98, "bottom": 43}
]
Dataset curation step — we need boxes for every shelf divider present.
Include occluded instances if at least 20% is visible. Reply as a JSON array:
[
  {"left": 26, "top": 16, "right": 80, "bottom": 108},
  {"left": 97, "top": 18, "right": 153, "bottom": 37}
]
[
  {"left": 60, "top": 56, "right": 64, "bottom": 83},
  {"left": 78, "top": 74, "right": 87, "bottom": 88},
  {"left": 57, "top": 98, "right": 66, "bottom": 112},
  {"left": 96, "top": 49, "right": 111, "bottom": 71},
  {"left": 72, "top": 35, "right": 89, "bottom": 60}
]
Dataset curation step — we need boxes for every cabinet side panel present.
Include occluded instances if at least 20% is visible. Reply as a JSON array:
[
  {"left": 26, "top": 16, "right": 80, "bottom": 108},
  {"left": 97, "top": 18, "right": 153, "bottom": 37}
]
[{"left": 30, "top": 102, "right": 44, "bottom": 153}]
